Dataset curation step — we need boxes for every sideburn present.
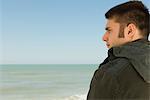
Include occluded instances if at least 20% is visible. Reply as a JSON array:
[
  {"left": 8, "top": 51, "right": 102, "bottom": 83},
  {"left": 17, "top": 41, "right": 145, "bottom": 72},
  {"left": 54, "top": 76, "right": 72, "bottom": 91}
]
[{"left": 118, "top": 24, "right": 126, "bottom": 38}]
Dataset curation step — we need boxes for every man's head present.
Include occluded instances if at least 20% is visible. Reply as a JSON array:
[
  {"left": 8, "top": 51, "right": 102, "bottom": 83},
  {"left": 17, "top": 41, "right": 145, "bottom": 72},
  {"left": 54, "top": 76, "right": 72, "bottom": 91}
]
[{"left": 103, "top": 1, "right": 149, "bottom": 48}]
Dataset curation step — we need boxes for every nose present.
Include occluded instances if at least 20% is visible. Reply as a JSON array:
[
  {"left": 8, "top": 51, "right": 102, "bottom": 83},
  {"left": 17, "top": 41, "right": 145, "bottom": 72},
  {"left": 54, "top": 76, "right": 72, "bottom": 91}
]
[{"left": 102, "top": 32, "right": 108, "bottom": 41}]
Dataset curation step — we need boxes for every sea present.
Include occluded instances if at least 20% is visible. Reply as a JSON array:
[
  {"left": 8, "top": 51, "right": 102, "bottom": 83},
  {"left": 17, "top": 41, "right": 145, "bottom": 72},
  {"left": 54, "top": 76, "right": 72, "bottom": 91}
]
[{"left": 0, "top": 64, "right": 98, "bottom": 100}]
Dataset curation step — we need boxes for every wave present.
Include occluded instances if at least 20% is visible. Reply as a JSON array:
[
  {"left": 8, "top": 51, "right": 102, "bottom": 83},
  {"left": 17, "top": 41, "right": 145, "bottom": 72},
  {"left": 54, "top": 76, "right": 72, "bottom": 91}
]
[
  {"left": 0, "top": 94, "right": 87, "bottom": 100},
  {"left": 56, "top": 94, "right": 87, "bottom": 100}
]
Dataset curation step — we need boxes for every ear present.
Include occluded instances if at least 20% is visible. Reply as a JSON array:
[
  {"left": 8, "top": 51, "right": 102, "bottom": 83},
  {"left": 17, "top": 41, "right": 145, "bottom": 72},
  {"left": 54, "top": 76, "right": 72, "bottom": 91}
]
[{"left": 125, "top": 23, "right": 136, "bottom": 39}]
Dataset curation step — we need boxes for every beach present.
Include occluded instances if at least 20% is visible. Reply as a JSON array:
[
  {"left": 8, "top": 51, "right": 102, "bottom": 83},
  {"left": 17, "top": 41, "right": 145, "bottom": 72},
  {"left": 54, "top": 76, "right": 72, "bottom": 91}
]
[{"left": 0, "top": 64, "right": 97, "bottom": 100}]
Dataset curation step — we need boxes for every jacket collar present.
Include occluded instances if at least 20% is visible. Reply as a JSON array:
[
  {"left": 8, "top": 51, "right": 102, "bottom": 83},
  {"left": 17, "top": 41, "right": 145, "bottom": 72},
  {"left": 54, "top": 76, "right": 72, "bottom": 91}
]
[{"left": 112, "top": 39, "right": 150, "bottom": 83}]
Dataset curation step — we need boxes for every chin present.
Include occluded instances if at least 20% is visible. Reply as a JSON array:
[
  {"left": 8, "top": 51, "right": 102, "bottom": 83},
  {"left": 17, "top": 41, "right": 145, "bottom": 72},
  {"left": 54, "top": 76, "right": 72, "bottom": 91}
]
[{"left": 107, "top": 45, "right": 111, "bottom": 49}]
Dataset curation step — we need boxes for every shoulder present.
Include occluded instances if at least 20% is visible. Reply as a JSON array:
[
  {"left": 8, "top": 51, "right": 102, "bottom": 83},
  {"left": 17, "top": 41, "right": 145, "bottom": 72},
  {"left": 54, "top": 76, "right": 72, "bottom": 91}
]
[
  {"left": 100, "top": 58, "right": 130, "bottom": 75},
  {"left": 107, "top": 58, "right": 131, "bottom": 76}
]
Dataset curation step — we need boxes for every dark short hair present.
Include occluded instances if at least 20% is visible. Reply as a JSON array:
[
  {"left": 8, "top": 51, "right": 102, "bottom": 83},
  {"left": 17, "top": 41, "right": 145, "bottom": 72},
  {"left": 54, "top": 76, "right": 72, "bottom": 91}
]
[{"left": 105, "top": 1, "right": 149, "bottom": 39}]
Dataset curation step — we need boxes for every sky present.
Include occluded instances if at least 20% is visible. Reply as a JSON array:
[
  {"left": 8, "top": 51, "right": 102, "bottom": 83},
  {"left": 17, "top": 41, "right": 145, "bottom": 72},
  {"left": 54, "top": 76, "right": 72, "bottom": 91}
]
[{"left": 1, "top": 0, "right": 150, "bottom": 64}]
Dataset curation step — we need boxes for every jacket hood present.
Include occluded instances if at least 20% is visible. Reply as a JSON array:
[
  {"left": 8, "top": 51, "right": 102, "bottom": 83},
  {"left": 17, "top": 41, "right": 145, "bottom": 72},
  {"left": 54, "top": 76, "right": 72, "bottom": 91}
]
[{"left": 113, "top": 39, "right": 150, "bottom": 83}]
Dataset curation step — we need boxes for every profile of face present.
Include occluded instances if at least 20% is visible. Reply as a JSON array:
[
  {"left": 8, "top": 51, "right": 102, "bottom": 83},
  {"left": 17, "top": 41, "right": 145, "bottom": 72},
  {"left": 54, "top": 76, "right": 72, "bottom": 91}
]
[{"left": 102, "top": 19, "right": 133, "bottom": 49}]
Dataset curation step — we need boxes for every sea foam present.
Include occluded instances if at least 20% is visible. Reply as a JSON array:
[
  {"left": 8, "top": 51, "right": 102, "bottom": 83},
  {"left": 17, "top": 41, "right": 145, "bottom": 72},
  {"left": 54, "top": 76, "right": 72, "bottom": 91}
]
[{"left": 56, "top": 94, "right": 86, "bottom": 100}]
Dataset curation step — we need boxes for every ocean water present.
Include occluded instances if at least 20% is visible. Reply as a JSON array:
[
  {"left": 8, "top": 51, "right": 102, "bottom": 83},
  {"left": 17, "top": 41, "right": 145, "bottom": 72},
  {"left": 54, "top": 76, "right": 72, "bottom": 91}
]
[{"left": 0, "top": 64, "right": 98, "bottom": 100}]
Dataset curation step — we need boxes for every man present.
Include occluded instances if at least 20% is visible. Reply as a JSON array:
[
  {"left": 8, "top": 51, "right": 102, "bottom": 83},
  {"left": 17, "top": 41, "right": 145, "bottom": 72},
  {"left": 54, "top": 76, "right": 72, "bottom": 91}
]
[{"left": 87, "top": 1, "right": 150, "bottom": 100}]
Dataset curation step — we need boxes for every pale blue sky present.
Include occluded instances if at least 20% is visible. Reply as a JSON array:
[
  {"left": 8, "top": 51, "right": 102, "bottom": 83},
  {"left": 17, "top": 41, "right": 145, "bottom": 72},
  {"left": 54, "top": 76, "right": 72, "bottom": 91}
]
[{"left": 1, "top": 0, "right": 150, "bottom": 64}]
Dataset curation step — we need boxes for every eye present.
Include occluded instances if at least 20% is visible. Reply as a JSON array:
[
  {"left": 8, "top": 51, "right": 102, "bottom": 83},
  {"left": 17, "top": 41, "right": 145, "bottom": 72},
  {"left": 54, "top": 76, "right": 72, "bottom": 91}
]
[
  {"left": 107, "top": 30, "right": 112, "bottom": 34},
  {"left": 105, "top": 27, "right": 112, "bottom": 34}
]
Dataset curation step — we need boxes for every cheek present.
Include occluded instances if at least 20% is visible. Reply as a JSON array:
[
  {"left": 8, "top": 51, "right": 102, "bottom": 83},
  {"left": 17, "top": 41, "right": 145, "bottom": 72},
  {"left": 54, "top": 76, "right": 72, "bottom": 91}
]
[
  {"left": 109, "top": 33, "right": 115, "bottom": 41},
  {"left": 109, "top": 34, "right": 118, "bottom": 44}
]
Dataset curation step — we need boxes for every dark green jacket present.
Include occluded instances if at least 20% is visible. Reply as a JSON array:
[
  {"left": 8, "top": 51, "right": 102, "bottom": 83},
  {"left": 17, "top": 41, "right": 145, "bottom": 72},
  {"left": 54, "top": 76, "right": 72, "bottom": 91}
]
[{"left": 87, "top": 39, "right": 150, "bottom": 100}]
